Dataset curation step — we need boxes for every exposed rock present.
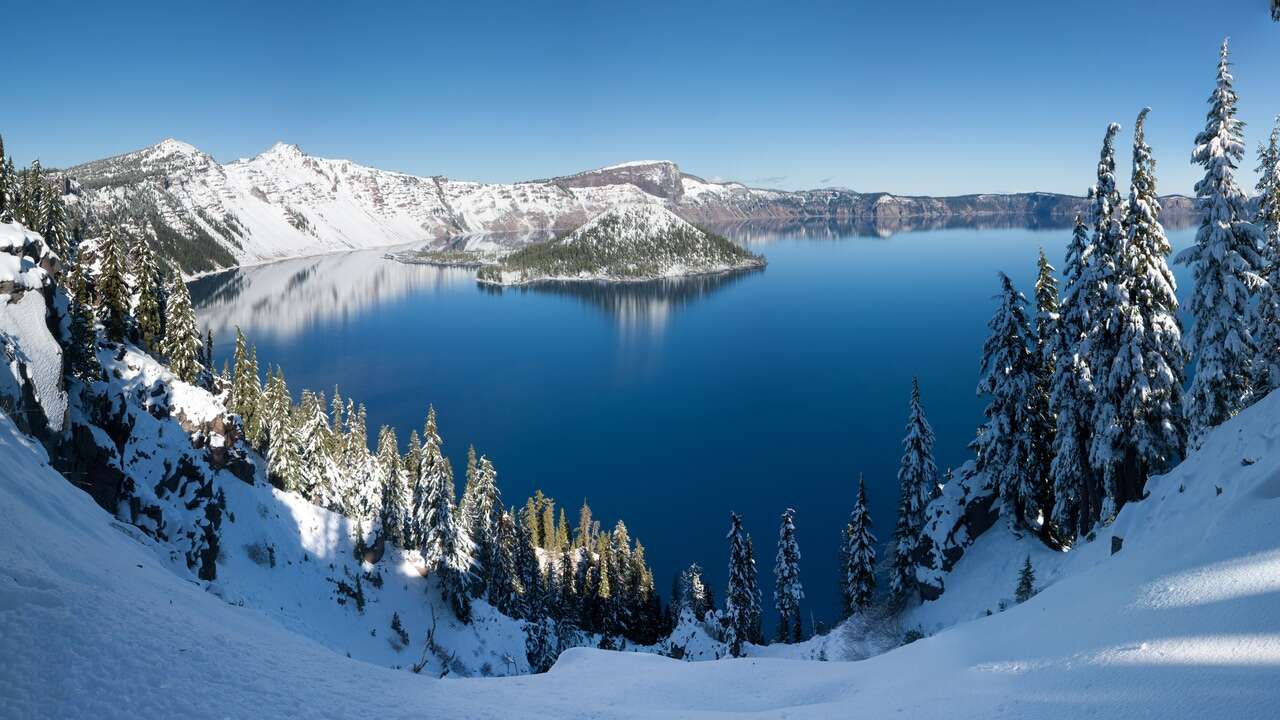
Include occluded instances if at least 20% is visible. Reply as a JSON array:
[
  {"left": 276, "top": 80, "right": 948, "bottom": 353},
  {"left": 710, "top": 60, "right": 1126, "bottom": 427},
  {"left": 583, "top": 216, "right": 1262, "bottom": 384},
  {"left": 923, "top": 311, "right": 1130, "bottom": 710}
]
[{"left": 914, "top": 461, "right": 1000, "bottom": 601}]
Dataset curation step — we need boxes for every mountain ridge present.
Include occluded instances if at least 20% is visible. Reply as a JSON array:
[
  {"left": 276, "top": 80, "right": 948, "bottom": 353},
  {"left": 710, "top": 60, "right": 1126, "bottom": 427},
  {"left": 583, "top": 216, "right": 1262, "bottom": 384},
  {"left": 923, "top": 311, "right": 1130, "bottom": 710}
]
[{"left": 58, "top": 140, "right": 1196, "bottom": 275}]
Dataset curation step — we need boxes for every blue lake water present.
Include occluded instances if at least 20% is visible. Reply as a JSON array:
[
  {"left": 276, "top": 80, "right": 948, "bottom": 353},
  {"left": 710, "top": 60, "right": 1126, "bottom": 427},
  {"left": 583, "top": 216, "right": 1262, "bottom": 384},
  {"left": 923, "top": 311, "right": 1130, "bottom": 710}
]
[{"left": 190, "top": 219, "right": 1196, "bottom": 632}]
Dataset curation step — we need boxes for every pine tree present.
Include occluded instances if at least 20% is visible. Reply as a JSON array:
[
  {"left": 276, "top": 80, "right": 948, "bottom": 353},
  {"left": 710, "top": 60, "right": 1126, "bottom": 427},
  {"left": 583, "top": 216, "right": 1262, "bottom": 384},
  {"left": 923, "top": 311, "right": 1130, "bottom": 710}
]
[
  {"left": 678, "top": 563, "right": 711, "bottom": 620},
  {"left": 1252, "top": 117, "right": 1280, "bottom": 397},
  {"left": 132, "top": 235, "right": 164, "bottom": 351},
  {"left": 0, "top": 134, "right": 8, "bottom": 219},
  {"left": 461, "top": 454, "right": 502, "bottom": 598},
  {"left": 974, "top": 273, "right": 1042, "bottom": 533},
  {"left": 890, "top": 377, "right": 937, "bottom": 598},
  {"left": 1029, "top": 248, "right": 1058, "bottom": 515},
  {"left": 65, "top": 259, "right": 101, "bottom": 381},
  {"left": 96, "top": 227, "right": 129, "bottom": 343},
  {"left": 773, "top": 508, "right": 803, "bottom": 643},
  {"left": 160, "top": 274, "right": 201, "bottom": 383},
  {"left": 41, "top": 189, "right": 70, "bottom": 262},
  {"left": 1095, "top": 108, "right": 1187, "bottom": 519},
  {"left": 375, "top": 426, "right": 408, "bottom": 545},
  {"left": 513, "top": 509, "right": 543, "bottom": 620},
  {"left": 541, "top": 498, "right": 558, "bottom": 553},
  {"left": 1015, "top": 555, "right": 1036, "bottom": 603},
  {"left": 724, "top": 512, "right": 756, "bottom": 656},
  {"left": 575, "top": 499, "right": 594, "bottom": 548},
  {"left": 841, "top": 474, "right": 877, "bottom": 617},
  {"left": 296, "top": 390, "right": 340, "bottom": 505},
  {"left": 265, "top": 368, "right": 302, "bottom": 491},
  {"left": 1050, "top": 216, "right": 1099, "bottom": 540},
  {"left": 415, "top": 406, "right": 476, "bottom": 621},
  {"left": 1176, "top": 38, "right": 1266, "bottom": 445},
  {"left": 556, "top": 508, "right": 570, "bottom": 551},
  {"left": 489, "top": 509, "right": 519, "bottom": 616},
  {"left": 743, "top": 535, "right": 762, "bottom": 643}
]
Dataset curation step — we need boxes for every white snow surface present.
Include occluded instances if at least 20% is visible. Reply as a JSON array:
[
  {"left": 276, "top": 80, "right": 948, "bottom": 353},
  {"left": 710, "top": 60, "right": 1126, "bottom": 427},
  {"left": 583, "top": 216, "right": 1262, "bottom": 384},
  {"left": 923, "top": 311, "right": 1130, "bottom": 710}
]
[{"left": 4, "top": 374, "right": 1280, "bottom": 716}]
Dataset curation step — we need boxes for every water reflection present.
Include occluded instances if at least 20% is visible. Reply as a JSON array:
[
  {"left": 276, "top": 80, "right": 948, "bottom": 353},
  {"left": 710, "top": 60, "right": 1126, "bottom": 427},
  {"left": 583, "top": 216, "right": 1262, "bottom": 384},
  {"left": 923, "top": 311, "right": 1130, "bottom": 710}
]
[
  {"left": 478, "top": 269, "right": 761, "bottom": 335},
  {"left": 189, "top": 248, "right": 473, "bottom": 340}
]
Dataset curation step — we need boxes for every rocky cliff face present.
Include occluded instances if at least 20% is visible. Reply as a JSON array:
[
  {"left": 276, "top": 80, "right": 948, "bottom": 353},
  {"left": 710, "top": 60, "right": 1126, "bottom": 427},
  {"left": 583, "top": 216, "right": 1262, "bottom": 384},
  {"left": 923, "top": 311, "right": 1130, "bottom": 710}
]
[{"left": 58, "top": 141, "right": 1198, "bottom": 275}]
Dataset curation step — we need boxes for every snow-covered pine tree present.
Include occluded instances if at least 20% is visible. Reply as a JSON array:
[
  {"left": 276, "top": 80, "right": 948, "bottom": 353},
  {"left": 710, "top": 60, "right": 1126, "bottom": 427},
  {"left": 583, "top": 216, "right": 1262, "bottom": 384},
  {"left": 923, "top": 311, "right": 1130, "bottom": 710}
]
[
  {"left": 489, "top": 509, "right": 519, "bottom": 616},
  {"left": 974, "top": 273, "right": 1041, "bottom": 533},
  {"left": 131, "top": 235, "right": 164, "bottom": 351},
  {"left": 1252, "top": 117, "right": 1280, "bottom": 397},
  {"left": 841, "top": 474, "right": 877, "bottom": 618},
  {"left": 513, "top": 508, "right": 543, "bottom": 620},
  {"left": 41, "top": 186, "right": 70, "bottom": 264},
  {"left": 1015, "top": 555, "right": 1036, "bottom": 603},
  {"left": 375, "top": 426, "right": 407, "bottom": 545},
  {"left": 889, "top": 377, "right": 937, "bottom": 598},
  {"left": 64, "top": 259, "right": 101, "bottom": 381},
  {"left": 461, "top": 454, "right": 502, "bottom": 598},
  {"left": 160, "top": 274, "right": 201, "bottom": 384},
  {"left": 1097, "top": 108, "right": 1188, "bottom": 518},
  {"left": 265, "top": 368, "right": 302, "bottom": 492},
  {"left": 296, "top": 390, "right": 340, "bottom": 506},
  {"left": 743, "top": 534, "right": 763, "bottom": 643},
  {"left": 1049, "top": 215, "right": 1098, "bottom": 540},
  {"left": 773, "top": 508, "right": 803, "bottom": 643},
  {"left": 415, "top": 406, "right": 476, "bottom": 621},
  {"left": 724, "top": 512, "right": 755, "bottom": 656},
  {"left": 575, "top": 499, "right": 593, "bottom": 549},
  {"left": 96, "top": 227, "right": 129, "bottom": 343},
  {"left": 1176, "top": 38, "right": 1266, "bottom": 446},
  {"left": 1029, "top": 248, "right": 1058, "bottom": 514}
]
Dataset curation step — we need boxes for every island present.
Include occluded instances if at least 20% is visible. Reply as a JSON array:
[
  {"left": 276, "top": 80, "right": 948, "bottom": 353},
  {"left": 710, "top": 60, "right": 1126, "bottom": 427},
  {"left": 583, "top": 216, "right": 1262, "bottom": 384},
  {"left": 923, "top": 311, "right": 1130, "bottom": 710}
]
[{"left": 475, "top": 204, "right": 766, "bottom": 286}]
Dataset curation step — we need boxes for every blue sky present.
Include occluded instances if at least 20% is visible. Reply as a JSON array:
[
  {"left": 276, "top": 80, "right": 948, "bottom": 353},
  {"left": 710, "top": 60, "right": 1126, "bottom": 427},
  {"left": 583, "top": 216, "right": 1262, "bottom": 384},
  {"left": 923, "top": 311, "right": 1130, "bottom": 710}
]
[{"left": 6, "top": 0, "right": 1279, "bottom": 195}]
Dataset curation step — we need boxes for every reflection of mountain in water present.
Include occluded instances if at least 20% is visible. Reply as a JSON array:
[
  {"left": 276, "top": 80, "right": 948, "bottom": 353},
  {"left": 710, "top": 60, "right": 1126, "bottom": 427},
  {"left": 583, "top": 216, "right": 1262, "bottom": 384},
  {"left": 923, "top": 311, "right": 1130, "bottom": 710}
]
[
  {"left": 705, "top": 211, "right": 1197, "bottom": 244},
  {"left": 189, "top": 249, "right": 473, "bottom": 339},
  {"left": 479, "top": 270, "right": 761, "bottom": 334}
]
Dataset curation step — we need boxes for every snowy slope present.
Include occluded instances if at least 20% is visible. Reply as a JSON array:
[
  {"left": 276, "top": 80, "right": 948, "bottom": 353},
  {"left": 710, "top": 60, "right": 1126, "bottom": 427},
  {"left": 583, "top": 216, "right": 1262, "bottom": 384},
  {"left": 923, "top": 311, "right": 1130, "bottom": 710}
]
[{"left": 5, "top": 376, "right": 1279, "bottom": 716}]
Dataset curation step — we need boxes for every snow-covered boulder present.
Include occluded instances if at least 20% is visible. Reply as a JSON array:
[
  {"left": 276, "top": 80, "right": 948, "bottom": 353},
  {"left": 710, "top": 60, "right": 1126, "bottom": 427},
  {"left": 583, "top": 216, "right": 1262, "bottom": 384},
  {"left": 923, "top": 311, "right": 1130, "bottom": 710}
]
[
  {"left": 913, "top": 460, "right": 999, "bottom": 600},
  {"left": 0, "top": 221, "right": 66, "bottom": 436}
]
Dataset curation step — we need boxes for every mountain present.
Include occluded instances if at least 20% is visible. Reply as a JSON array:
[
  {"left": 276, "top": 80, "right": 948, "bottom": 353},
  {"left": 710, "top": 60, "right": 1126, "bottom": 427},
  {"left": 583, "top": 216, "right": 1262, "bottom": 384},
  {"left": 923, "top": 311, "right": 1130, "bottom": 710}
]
[
  {"left": 475, "top": 205, "right": 765, "bottom": 285},
  {"left": 58, "top": 141, "right": 1196, "bottom": 276}
]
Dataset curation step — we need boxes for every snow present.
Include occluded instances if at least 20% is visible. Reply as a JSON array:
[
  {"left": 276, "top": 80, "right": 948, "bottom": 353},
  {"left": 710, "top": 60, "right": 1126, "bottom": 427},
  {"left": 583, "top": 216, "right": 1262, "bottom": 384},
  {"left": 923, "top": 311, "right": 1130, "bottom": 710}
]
[{"left": 5, "top": 373, "right": 1280, "bottom": 716}]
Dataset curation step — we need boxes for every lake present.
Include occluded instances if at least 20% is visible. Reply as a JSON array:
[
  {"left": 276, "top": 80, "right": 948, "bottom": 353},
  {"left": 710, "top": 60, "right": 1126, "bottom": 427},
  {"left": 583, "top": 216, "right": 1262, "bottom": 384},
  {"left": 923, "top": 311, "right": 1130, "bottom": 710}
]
[{"left": 190, "top": 217, "right": 1197, "bottom": 633}]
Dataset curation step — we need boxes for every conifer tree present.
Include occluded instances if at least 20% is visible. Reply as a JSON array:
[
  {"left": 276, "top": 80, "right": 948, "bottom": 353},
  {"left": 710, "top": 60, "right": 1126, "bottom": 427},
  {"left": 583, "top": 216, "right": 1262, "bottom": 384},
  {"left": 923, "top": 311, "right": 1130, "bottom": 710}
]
[
  {"left": 65, "top": 259, "right": 101, "bottom": 381},
  {"left": 0, "top": 134, "right": 8, "bottom": 219},
  {"left": 1029, "top": 248, "right": 1058, "bottom": 513},
  {"left": 415, "top": 406, "right": 476, "bottom": 620},
  {"left": 724, "top": 512, "right": 756, "bottom": 656},
  {"left": 575, "top": 499, "right": 594, "bottom": 549},
  {"left": 678, "top": 563, "right": 711, "bottom": 620},
  {"left": 461, "top": 454, "right": 502, "bottom": 598},
  {"left": 541, "top": 498, "right": 558, "bottom": 553},
  {"left": 1176, "top": 38, "right": 1266, "bottom": 445},
  {"left": 41, "top": 188, "right": 70, "bottom": 262},
  {"left": 841, "top": 474, "right": 877, "bottom": 618},
  {"left": 96, "top": 227, "right": 129, "bottom": 342},
  {"left": 265, "top": 368, "right": 302, "bottom": 491},
  {"left": 890, "top": 377, "right": 937, "bottom": 598},
  {"left": 556, "top": 508, "right": 570, "bottom": 550},
  {"left": 1050, "top": 216, "right": 1099, "bottom": 539},
  {"left": 375, "top": 426, "right": 407, "bottom": 545},
  {"left": 773, "top": 508, "right": 803, "bottom": 643},
  {"left": 1015, "top": 555, "right": 1036, "bottom": 603},
  {"left": 742, "top": 536, "right": 763, "bottom": 643},
  {"left": 974, "top": 273, "right": 1042, "bottom": 533},
  {"left": 1095, "top": 108, "right": 1187, "bottom": 518},
  {"left": 296, "top": 390, "right": 340, "bottom": 505},
  {"left": 160, "top": 274, "right": 201, "bottom": 383},
  {"left": 513, "top": 509, "right": 543, "bottom": 620},
  {"left": 1252, "top": 117, "right": 1280, "bottom": 397},
  {"left": 489, "top": 509, "right": 519, "bottom": 615},
  {"left": 132, "top": 236, "right": 164, "bottom": 350}
]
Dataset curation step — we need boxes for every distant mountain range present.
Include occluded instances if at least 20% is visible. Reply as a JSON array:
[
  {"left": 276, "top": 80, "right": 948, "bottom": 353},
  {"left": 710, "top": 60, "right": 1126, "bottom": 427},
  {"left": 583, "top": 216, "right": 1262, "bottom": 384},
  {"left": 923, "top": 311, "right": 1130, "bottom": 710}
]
[{"left": 58, "top": 140, "right": 1197, "bottom": 275}]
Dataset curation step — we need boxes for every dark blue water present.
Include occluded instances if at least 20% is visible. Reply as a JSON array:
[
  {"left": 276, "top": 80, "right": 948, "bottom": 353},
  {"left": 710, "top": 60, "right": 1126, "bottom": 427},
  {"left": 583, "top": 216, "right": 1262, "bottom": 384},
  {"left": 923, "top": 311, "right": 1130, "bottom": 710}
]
[{"left": 190, "top": 219, "right": 1196, "bottom": 633}]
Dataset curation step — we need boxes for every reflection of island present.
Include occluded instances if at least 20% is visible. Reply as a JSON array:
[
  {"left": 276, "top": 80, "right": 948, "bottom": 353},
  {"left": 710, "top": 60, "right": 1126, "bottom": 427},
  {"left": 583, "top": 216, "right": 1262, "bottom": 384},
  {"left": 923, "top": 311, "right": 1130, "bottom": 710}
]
[
  {"left": 704, "top": 211, "right": 1197, "bottom": 244},
  {"left": 189, "top": 248, "right": 472, "bottom": 340},
  {"left": 479, "top": 269, "right": 762, "bottom": 333}
]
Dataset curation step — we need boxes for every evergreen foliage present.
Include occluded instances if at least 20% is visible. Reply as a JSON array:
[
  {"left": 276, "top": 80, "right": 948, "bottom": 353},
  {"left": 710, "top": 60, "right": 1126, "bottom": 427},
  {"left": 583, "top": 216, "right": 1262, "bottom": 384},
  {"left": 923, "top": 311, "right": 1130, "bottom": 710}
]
[
  {"left": 841, "top": 474, "right": 877, "bottom": 617},
  {"left": 724, "top": 512, "right": 756, "bottom": 656},
  {"left": 1176, "top": 39, "right": 1265, "bottom": 445},
  {"left": 132, "top": 235, "right": 165, "bottom": 351},
  {"left": 892, "top": 377, "right": 938, "bottom": 596},
  {"left": 95, "top": 227, "right": 130, "bottom": 342},
  {"left": 1015, "top": 555, "right": 1036, "bottom": 603},
  {"left": 773, "top": 508, "right": 803, "bottom": 643},
  {"left": 1252, "top": 117, "right": 1280, "bottom": 396},
  {"left": 160, "top": 274, "right": 201, "bottom": 383}
]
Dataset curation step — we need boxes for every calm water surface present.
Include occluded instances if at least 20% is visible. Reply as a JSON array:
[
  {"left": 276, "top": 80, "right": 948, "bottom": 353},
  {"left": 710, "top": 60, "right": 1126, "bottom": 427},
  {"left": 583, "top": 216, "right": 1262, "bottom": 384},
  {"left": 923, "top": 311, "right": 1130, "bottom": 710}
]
[{"left": 190, "top": 219, "right": 1196, "bottom": 631}]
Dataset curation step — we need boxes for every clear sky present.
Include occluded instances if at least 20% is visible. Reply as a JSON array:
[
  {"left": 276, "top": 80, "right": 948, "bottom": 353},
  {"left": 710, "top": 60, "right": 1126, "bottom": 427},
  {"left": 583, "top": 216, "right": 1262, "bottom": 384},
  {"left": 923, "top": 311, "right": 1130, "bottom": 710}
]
[{"left": 6, "top": 0, "right": 1279, "bottom": 195}]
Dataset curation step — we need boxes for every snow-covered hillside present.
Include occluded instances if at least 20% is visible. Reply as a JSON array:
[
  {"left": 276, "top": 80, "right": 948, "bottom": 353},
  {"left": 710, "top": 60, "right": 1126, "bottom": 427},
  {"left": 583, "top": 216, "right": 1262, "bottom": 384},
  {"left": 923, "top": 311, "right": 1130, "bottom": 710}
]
[
  {"left": 4, "top": 381, "right": 1279, "bottom": 717},
  {"left": 60, "top": 140, "right": 1187, "bottom": 276},
  {"left": 476, "top": 205, "right": 765, "bottom": 285}
]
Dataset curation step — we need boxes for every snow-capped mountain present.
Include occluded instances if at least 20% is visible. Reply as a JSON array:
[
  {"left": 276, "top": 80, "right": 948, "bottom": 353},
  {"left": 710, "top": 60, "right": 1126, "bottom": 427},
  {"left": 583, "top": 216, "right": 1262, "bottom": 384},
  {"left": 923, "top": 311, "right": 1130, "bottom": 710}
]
[
  {"left": 59, "top": 140, "right": 1194, "bottom": 276},
  {"left": 475, "top": 205, "right": 765, "bottom": 285}
]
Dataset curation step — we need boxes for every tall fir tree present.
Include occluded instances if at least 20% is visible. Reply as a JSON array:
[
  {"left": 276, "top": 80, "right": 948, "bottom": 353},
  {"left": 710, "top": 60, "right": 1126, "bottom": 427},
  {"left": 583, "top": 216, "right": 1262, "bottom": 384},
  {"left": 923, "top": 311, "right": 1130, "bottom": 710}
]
[
  {"left": 1176, "top": 38, "right": 1265, "bottom": 445},
  {"left": 772, "top": 508, "right": 803, "bottom": 643},
  {"left": 973, "top": 273, "right": 1042, "bottom": 533},
  {"left": 160, "top": 274, "right": 201, "bottom": 383},
  {"left": 375, "top": 426, "right": 408, "bottom": 545},
  {"left": 489, "top": 509, "right": 519, "bottom": 616},
  {"left": 890, "top": 377, "right": 938, "bottom": 598},
  {"left": 96, "top": 227, "right": 129, "bottom": 343},
  {"left": 65, "top": 258, "right": 101, "bottom": 381},
  {"left": 414, "top": 406, "right": 476, "bottom": 621},
  {"left": 1252, "top": 117, "right": 1280, "bottom": 397},
  {"left": 41, "top": 187, "right": 70, "bottom": 262},
  {"left": 1029, "top": 248, "right": 1059, "bottom": 516},
  {"left": 841, "top": 474, "right": 877, "bottom": 618},
  {"left": 1050, "top": 216, "right": 1099, "bottom": 539},
  {"left": 724, "top": 512, "right": 756, "bottom": 656},
  {"left": 461, "top": 454, "right": 502, "bottom": 599},
  {"left": 1096, "top": 108, "right": 1187, "bottom": 519},
  {"left": 131, "top": 235, "right": 164, "bottom": 351},
  {"left": 575, "top": 499, "right": 594, "bottom": 549}
]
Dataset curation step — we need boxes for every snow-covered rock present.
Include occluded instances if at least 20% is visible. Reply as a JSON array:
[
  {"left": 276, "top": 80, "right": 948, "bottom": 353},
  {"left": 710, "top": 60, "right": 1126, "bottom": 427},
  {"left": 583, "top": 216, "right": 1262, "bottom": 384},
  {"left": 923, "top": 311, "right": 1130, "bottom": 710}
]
[{"left": 0, "top": 221, "right": 66, "bottom": 436}]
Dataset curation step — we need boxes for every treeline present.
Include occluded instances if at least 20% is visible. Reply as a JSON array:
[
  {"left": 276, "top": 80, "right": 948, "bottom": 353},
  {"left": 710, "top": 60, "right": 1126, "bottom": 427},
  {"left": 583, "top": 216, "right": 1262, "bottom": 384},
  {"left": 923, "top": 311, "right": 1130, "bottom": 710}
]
[{"left": 220, "top": 333, "right": 668, "bottom": 669}]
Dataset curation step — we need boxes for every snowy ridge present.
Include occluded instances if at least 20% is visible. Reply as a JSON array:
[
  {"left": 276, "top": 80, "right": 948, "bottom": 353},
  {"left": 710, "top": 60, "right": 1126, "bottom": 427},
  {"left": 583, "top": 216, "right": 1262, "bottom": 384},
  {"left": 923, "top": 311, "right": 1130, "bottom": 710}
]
[{"left": 59, "top": 140, "right": 1185, "bottom": 276}]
